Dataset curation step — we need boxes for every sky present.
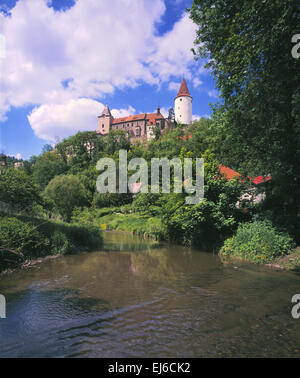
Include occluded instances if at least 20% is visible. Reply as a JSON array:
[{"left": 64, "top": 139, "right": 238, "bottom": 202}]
[{"left": 0, "top": 0, "right": 219, "bottom": 160}]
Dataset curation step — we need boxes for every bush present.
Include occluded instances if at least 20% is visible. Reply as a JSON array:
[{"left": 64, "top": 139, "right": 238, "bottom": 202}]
[
  {"left": 50, "top": 231, "right": 73, "bottom": 255},
  {"left": 220, "top": 220, "right": 295, "bottom": 264}
]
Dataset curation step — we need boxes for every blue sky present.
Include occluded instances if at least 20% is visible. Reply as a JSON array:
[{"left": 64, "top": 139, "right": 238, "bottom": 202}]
[{"left": 0, "top": 0, "right": 219, "bottom": 160}]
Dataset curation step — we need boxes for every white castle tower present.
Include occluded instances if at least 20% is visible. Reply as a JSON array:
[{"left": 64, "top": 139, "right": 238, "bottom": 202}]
[{"left": 174, "top": 78, "right": 192, "bottom": 125}]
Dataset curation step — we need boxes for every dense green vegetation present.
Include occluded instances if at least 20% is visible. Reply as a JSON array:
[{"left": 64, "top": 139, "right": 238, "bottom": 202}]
[
  {"left": 0, "top": 214, "right": 103, "bottom": 271},
  {"left": 189, "top": 0, "right": 300, "bottom": 242},
  {"left": 220, "top": 221, "right": 295, "bottom": 264}
]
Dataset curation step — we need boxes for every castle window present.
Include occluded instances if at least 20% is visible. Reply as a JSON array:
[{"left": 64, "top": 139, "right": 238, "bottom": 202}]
[
  {"left": 135, "top": 126, "right": 141, "bottom": 136},
  {"left": 180, "top": 98, "right": 182, "bottom": 101}
]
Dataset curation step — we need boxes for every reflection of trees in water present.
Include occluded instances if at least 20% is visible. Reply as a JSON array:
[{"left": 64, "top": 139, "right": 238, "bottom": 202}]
[{"left": 130, "top": 247, "right": 221, "bottom": 282}]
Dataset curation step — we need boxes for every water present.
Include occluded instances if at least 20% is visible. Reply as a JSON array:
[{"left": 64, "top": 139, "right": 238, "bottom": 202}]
[{"left": 0, "top": 231, "right": 300, "bottom": 358}]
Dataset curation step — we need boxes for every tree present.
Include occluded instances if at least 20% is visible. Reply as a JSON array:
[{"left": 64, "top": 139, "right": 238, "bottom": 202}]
[
  {"left": 55, "top": 131, "right": 104, "bottom": 169},
  {"left": 168, "top": 108, "right": 175, "bottom": 121},
  {"left": 44, "top": 175, "right": 88, "bottom": 222},
  {"left": 0, "top": 169, "right": 41, "bottom": 211},
  {"left": 105, "top": 129, "right": 130, "bottom": 155},
  {"left": 33, "top": 152, "right": 68, "bottom": 189},
  {"left": 41, "top": 144, "right": 53, "bottom": 154},
  {"left": 189, "top": 0, "right": 300, "bottom": 240}
]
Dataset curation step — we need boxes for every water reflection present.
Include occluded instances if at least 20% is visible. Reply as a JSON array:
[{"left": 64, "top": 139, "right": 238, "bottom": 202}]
[{"left": 0, "top": 231, "right": 300, "bottom": 357}]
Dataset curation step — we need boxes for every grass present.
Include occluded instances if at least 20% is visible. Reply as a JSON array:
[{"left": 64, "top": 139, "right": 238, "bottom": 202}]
[
  {"left": 71, "top": 207, "right": 166, "bottom": 240},
  {"left": 99, "top": 212, "right": 166, "bottom": 239},
  {"left": 273, "top": 247, "right": 300, "bottom": 271}
]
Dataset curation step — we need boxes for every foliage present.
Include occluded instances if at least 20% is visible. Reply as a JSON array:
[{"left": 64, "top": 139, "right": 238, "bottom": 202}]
[
  {"left": 0, "top": 216, "right": 49, "bottom": 265},
  {"left": 44, "top": 174, "right": 88, "bottom": 221},
  {"left": 98, "top": 212, "right": 166, "bottom": 240},
  {"left": 189, "top": 0, "right": 300, "bottom": 241},
  {"left": 105, "top": 129, "right": 131, "bottom": 155},
  {"left": 132, "top": 192, "right": 163, "bottom": 216},
  {"left": 0, "top": 169, "right": 41, "bottom": 212},
  {"left": 55, "top": 131, "right": 104, "bottom": 169},
  {"left": 93, "top": 192, "right": 132, "bottom": 208},
  {"left": 162, "top": 151, "right": 246, "bottom": 250},
  {"left": 220, "top": 220, "right": 295, "bottom": 264},
  {"left": 0, "top": 214, "right": 103, "bottom": 271},
  {"left": 33, "top": 151, "right": 68, "bottom": 189}
]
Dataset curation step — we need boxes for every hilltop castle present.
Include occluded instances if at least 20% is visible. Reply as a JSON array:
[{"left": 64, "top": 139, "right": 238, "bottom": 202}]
[{"left": 97, "top": 78, "right": 192, "bottom": 140}]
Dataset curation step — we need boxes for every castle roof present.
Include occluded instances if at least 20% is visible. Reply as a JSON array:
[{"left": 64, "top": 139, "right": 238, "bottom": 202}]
[
  {"left": 146, "top": 110, "right": 165, "bottom": 126},
  {"left": 176, "top": 77, "right": 192, "bottom": 99},
  {"left": 112, "top": 110, "right": 164, "bottom": 126},
  {"left": 99, "top": 104, "right": 112, "bottom": 117},
  {"left": 112, "top": 113, "right": 147, "bottom": 124}
]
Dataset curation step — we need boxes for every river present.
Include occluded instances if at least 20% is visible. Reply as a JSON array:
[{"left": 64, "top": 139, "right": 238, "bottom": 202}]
[{"left": 0, "top": 231, "right": 300, "bottom": 357}]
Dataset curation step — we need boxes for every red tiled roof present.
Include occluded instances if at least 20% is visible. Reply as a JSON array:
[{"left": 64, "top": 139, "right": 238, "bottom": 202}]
[
  {"left": 219, "top": 165, "right": 241, "bottom": 180},
  {"left": 146, "top": 112, "right": 165, "bottom": 126},
  {"left": 176, "top": 78, "right": 191, "bottom": 99},
  {"left": 112, "top": 112, "right": 164, "bottom": 126},
  {"left": 219, "top": 164, "right": 272, "bottom": 185},
  {"left": 252, "top": 175, "right": 272, "bottom": 185},
  {"left": 112, "top": 113, "right": 147, "bottom": 124}
]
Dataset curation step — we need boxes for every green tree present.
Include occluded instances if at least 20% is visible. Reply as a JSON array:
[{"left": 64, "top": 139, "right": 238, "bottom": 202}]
[
  {"left": 44, "top": 175, "right": 88, "bottom": 222},
  {"left": 189, "top": 0, "right": 300, "bottom": 240},
  {"left": 105, "top": 129, "right": 130, "bottom": 155},
  {"left": 55, "top": 131, "right": 104, "bottom": 170},
  {"left": 33, "top": 152, "right": 68, "bottom": 189},
  {"left": 0, "top": 169, "right": 41, "bottom": 212}
]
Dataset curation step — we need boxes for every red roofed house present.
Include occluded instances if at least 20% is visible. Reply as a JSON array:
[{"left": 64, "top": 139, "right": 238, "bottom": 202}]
[
  {"left": 218, "top": 164, "right": 272, "bottom": 207},
  {"left": 97, "top": 78, "right": 193, "bottom": 140}
]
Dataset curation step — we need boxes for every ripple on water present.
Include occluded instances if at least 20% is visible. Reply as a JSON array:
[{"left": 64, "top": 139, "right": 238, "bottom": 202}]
[{"left": 1, "top": 232, "right": 300, "bottom": 357}]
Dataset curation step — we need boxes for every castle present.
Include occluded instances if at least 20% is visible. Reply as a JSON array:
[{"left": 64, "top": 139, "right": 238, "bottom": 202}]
[{"left": 97, "top": 78, "right": 192, "bottom": 140}]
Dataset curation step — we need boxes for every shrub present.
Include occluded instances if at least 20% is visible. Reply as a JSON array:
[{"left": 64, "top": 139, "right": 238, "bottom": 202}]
[
  {"left": 50, "top": 231, "right": 73, "bottom": 255},
  {"left": 220, "top": 220, "right": 295, "bottom": 264}
]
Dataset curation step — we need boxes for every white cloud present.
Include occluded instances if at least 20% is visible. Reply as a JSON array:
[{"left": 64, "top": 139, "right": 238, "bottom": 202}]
[
  {"left": 146, "top": 13, "right": 197, "bottom": 81},
  {"left": 0, "top": 0, "right": 199, "bottom": 122},
  {"left": 192, "top": 114, "right": 211, "bottom": 121},
  {"left": 192, "top": 77, "right": 203, "bottom": 88},
  {"left": 208, "top": 89, "right": 219, "bottom": 98},
  {"left": 27, "top": 99, "right": 137, "bottom": 141},
  {"left": 8, "top": 152, "right": 22, "bottom": 160},
  {"left": 28, "top": 98, "right": 103, "bottom": 141},
  {"left": 168, "top": 81, "right": 180, "bottom": 92},
  {"left": 111, "top": 106, "right": 136, "bottom": 119}
]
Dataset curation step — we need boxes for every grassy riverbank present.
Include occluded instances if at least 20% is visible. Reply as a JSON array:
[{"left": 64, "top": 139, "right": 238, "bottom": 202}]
[
  {"left": 0, "top": 213, "right": 103, "bottom": 272},
  {"left": 71, "top": 207, "right": 166, "bottom": 240}
]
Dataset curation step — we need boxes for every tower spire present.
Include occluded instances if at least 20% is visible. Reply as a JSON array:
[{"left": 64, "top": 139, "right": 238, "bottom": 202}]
[{"left": 176, "top": 77, "right": 191, "bottom": 98}]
